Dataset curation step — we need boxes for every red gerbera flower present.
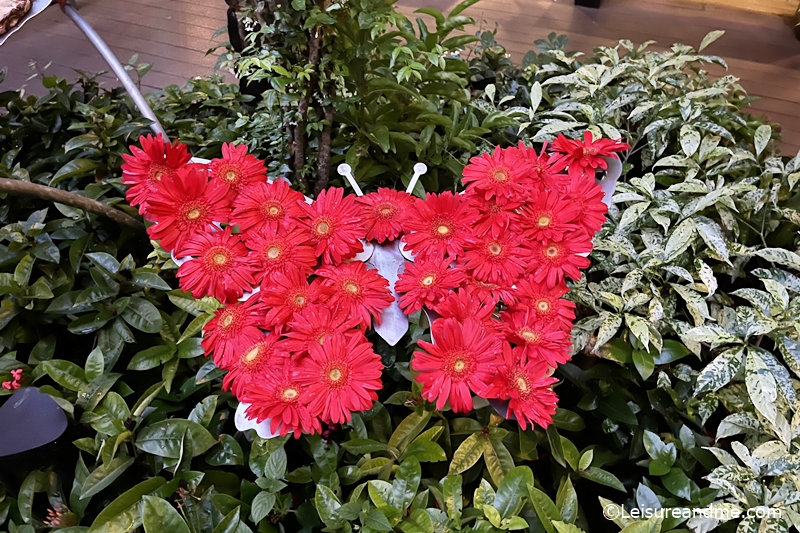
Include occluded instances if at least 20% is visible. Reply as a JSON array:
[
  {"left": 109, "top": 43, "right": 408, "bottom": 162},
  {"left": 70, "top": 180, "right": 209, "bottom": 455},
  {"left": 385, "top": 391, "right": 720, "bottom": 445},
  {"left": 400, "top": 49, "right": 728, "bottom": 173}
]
[
  {"left": 231, "top": 180, "right": 307, "bottom": 235},
  {"left": 201, "top": 298, "right": 265, "bottom": 369},
  {"left": 316, "top": 262, "right": 394, "bottom": 328},
  {"left": 242, "top": 365, "right": 322, "bottom": 438},
  {"left": 564, "top": 174, "right": 609, "bottom": 235},
  {"left": 462, "top": 232, "right": 531, "bottom": 286},
  {"left": 280, "top": 304, "right": 360, "bottom": 354},
  {"left": 145, "top": 166, "right": 231, "bottom": 254},
  {"left": 244, "top": 228, "right": 317, "bottom": 284},
  {"left": 463, "top": 276, "right": 517, "bottom": 307},
  {"left": 222, "top": 333, "right": 286, "bottom": 397},
  {"left": 411, "top": 318, "right": 501, "bottom": 413},
  {"left": 298, "top": 187, "right": 365, "bottom": 265},
  {"left": 396, "top": 258, "right": 466, "bottom": 315},
  {"left": 462, "top": 147, "right": 530, "bottom": 201},
  {"left": 357, "top": 188, "right": 415, "bottom": 243},
  {"left": 500, "top": 309, "right": 571, "bottom": 367},
  {"left": 176, "top": 228, "right": 257, "bottom": 303},
  {"left": 209, "top": 142, "right": 267, "bottom": 192},
  {"left": 295, "top": 333, "right": 384, "bottom": 424},
  {"left": 122, "top": 133, "right": 191, "bottom": 213},
  {"left": 513, "top": 279, "right": 576, "bottom": 330},
  {"left": 509, "top": 142, "right": 568, "bottom": 190},
  {"left": 485, "top": 343, "right": 558, "bottom": 429},
  {"left": 520, "top": 188, "right": 581, "bottom": 242},
  {"left": 470, "top": 196, "right": 523, "bottom": 239},
  {"left": 260, "top": 266, "right": 320, "bottom": 327},
  {"left": 528, "top": 232, "right": 592, "bottom": 287},
  {"left": 401, "top": 191, "right": 478, "bottom": 261},
  {"left": 433, "top": 289, "right": 500, "bottom": 332},
  {"left": 551, "top": 131, "right": 629, "bottom": 181}
]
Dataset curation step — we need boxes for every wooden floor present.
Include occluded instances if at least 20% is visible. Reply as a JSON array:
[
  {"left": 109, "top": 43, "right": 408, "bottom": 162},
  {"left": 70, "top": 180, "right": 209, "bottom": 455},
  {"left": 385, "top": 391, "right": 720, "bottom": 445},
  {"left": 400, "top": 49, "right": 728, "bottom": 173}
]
[{"left": 1, "top": 0, "right": 799, "bottom": 154}]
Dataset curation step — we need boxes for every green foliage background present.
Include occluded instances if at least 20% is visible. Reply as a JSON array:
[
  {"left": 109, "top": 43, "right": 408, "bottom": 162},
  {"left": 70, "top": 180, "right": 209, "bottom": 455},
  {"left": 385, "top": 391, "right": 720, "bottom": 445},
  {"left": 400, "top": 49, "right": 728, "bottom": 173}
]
[{"left": 0, "top": 4, "right": 799, "bottom": 533}]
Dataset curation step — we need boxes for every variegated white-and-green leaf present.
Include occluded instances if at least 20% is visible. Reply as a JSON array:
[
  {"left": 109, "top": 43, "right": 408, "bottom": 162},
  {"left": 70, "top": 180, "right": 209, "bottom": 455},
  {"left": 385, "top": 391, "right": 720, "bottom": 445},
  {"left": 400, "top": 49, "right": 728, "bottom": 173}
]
[
  {"left": 761, "top": 279, "right": 789, "bottom": 310},
  {"left": 745, "top": 350, "right": 778, "bottom": 425},
  {"left": 593, "top": 312, "right": 622, "bottom": 353},
  {"left": 750, "top": 346, "right": 795, "bottom": 405},
  {"left": 695, "top": 259, "right": 717, "bottom": 296},
  {"left": 716, "top": 413, "right": 761, "bottom": 439},
  {"left": 617, "top": 201, "right": 651, "bottom": 232},
  {"left": 671, "top": 283, "right": 711, "bottom": 326},
  {"left": 730, "top": 289, "right": 772, "bottom": 316},
  {"left": 773, "top": 334, "right": 800, "bottom": 379},
  {"left": 694, "top": 347, "right": 744, "bottom": 396},
  {"left": 735, "top": 307, "right": 778, "bottom": 338},
  {"left": 754, "top": 248, "right": 800, "bottom": 271},
  {"left": 625, "top": 313, "right": 651, "bottom": 351},
  {"left": 664, "top": 218, "right": 696, "bottom": 261}
]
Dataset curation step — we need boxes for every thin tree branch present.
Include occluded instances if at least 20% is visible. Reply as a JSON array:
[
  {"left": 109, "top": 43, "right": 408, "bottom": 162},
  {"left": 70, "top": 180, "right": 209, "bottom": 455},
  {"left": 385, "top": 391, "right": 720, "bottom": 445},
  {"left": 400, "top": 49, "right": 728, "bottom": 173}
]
[
  {"left": 315, "top": 106, "right": 335, "bottom": 195},
  {"left": 0, "top": 178, "right": 145, "bottom": 232}
]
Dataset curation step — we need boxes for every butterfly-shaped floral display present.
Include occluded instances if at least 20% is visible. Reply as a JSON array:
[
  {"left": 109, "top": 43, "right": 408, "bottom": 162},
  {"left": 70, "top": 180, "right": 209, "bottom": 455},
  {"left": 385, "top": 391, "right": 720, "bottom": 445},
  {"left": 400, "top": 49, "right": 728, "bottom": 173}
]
[{"left": 123, "top": 132, "right": 628, "bottom": 439}]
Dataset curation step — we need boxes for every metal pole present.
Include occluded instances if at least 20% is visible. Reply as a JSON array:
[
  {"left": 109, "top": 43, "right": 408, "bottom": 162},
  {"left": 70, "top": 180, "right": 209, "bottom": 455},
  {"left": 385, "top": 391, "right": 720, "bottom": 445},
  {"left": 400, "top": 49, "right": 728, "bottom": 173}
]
[{"left": 61, "top": 2, "right": 169, "bottom": 140}]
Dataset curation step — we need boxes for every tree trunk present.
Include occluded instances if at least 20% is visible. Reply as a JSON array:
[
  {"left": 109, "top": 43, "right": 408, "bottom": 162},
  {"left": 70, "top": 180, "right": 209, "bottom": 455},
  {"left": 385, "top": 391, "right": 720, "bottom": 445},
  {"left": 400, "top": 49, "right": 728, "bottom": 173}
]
[{"left": 315, "top": 106, "right": 335, "bottom": 195}]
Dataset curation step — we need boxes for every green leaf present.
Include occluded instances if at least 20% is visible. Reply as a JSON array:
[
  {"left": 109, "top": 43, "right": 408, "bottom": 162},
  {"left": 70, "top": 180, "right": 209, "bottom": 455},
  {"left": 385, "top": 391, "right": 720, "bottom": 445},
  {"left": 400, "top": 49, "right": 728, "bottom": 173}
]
[
  {"left": 86, "top": 253, "right": 120, "bottom": 273},
  {"left": 642, "top": 430, "right": 676, "bottom": 468},
  {"left": 342, "top": 438, "right": 395, "bottom": 455},
  {"left": 449, "top": 433, "right": 484, "bottom": 474},
  {"left": 211, "top": 507, "right": 242, "bottom": 533},
  {"left": 85, "top": 347, "right": 105, "bottom": 381},
  {"left": 552, "top": 522, "right": 585, "bottom": 533},
  {"left": 556, "top": 476, "right": 578, "bottom": 523},
  {"left": 698, "top": 30, "right": 725, "bottom": 51},
  {"left": 577, "top": 467, "right": 626, "bottom": 492},
  {"left": 528, "top": 486, "right": 560, "bottom": 533},
  {"left": 14, "top": 254, "right": 34, "bottom": 286},
  {"left": 206, "top": 435, "right": 244, "bottom": 466},
  {"left": 121, "top": 297, "right": 162, "bottom": 333},
  {"left": 501, "top": 516, "right": 530, "bottom": 530},
  {"left": 442, "top": 475, "right": 462, "bottom": 523},
  {"left": 400, "top": 509, "right": 433, "bottom": 533},
  {"left": 250, "top": 492, "right": 275, "bottom": 523},
  {"left": 17, "top": 470, "right": 43, "bottom": 523},
  {"left": 483, "top": 505, "right": 502, "bottom": 528},
  {"left": 494, "top": 466, "right": 533, "bottom": 519},
  {"left": 363, "top": 508, "right": 394, "bottom": 532},
  {"left": 264, "top": 447, "right": 287, "bottom": 479},
  {"left": 39, "top": 360, "right": 88, "bottom": 391},
  {"left": 393, "top": 457, "right": 421, "bottom": 510},
  {"left": 483, "top": 437, "right": 515, "bottom": 485},
  {"left": 754, "top": 124, "right": 771, "bottom": 157},
  {"left": 142, "top": 496, "right": 190, "bottom": 533},
  {"left": 632, "top": 350, "right": 655, "bottom": 380},
  {"left": 388, "top": 411, "right": 431, "bottom": 451},
  {"left": 315, "top": 485, "right": 343, "bottom": 527},
  {"left": 90, "top": 477, "right": 167, "bottom": 533},
  {"left": 132, "top": 272, "right": 172, "bottom": 291},
  {"left": 661, "top": 468, "right": 692, "bottom": 500},
  {"left": 402, "top": 439, "right": 446, "bottom": 462},
  {"left": 135, "top": 419, "right": 217, "bottom": 458},
  {"left": 51, "top": 158, "right": 100, "bottom": 185},
  {"left": 578, "top": 449, "right": 593, "bottom": 471},
  {"left": 80, "top": 455, "right": 135, "bottom": 499},
  {"left": 128, "top": 345, "right": 174, "bottom": 371}
]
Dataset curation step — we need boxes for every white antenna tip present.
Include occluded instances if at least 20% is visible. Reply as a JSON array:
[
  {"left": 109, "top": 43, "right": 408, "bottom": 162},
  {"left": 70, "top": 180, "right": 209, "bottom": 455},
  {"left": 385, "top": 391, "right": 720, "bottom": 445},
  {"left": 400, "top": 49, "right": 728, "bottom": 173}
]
[
  {"left": 337, "top": 163, "right": 351, "bottom": 176},
  {"left": 413, "top": 162, "right": 427, "bottom": 174}
]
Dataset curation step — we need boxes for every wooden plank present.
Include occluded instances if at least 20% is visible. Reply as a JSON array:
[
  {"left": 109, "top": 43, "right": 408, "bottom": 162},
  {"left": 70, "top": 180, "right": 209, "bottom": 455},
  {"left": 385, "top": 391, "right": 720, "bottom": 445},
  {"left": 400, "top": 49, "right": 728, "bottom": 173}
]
[{"left": 679, "top": 0, "right": 797, "bottom": 17}]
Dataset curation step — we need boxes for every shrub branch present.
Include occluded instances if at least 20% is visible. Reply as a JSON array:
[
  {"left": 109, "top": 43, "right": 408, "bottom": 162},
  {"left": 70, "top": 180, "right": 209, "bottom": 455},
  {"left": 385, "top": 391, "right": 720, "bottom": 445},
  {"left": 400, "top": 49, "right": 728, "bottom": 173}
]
[{"left": 0, "top": 178, "right": 145, "bottom": 232}]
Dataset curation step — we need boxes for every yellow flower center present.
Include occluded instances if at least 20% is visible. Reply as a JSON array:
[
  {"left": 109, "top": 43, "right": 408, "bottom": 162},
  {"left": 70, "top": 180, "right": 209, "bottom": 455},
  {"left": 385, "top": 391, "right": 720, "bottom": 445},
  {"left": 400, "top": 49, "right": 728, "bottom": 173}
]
[
  {"left": 213, "top": 253, "right": 228, "bottom": 265},
  {"left": 243, "top": 346, "right": 261, "bottom": 362},
  {"left": 376, "top": 202, "right": 397, "bottom": 219},
  {"left": 220, "top": 313, "right": 235, "bottom": 328},
  {"left": 537, "top": 215, "right": 551, "bottom": 227},
  {"left": 315, "top": 219, "right": 332, "bottom": 236},
  {"left": 453, "top": 359, "right": 466, "bottom": 373},
  {"left": 516, "top": 376, "right": 529, "bottom": 393},
  {"left": 294, "top": 295, "right": 306, "bottom": 306},
  {"left": 186, "top": 209, "right": 201, "bottom": 220},
  {"left": 488, "top": 242, "right": 503, "bottom": 256},
  {"left": 537, "top": 300, "right": 551, "bottom": 312},
  {"left": 329, "top": 367, "right": 343, "bottom": 381},
  {"left": 269, "top": 206, "right": 281, "bottom": 215},
  {"left": 493, "top": 169, "right": 508, "bottom": 182},
  {"left": 344, "top": 281, "right": 360, "bottom": 295},
  {"left": 224, "top": 169, "right": 239, "bottom": 183},
  {"left": 421, "top": 273, "right": 437, "bottom": 287},
  {"left": 545, "top": 245, "right": 560, "bottom": 258},
  {"left": 266, "top": 246, "right": 282, "bottom": 259},
  {"left": 519, "top": 329, "right": 538, "bottom": 343},
  {"left": 282, "top": 387, "right": 299, "bottom": 401}
]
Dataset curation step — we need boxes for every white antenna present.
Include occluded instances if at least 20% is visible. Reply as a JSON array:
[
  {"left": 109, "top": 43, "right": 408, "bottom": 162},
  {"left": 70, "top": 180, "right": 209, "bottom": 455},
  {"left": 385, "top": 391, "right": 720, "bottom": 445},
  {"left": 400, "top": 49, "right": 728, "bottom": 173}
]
[
  {"left": 337, "top": 164, "right": 363, "bottom": 196},
  {"left": 406, "top": 163, "right": 427, "bottom": 195}
]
